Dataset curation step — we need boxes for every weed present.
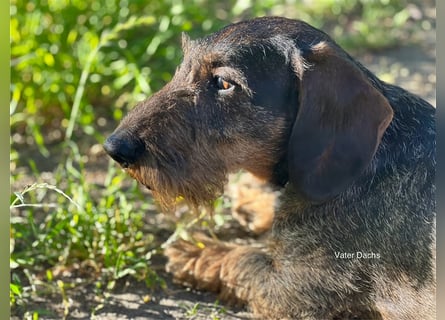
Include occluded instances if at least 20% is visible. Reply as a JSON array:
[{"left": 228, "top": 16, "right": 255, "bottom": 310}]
[{"left": 180, "top": 300, "right": 227, "bottom": 319}]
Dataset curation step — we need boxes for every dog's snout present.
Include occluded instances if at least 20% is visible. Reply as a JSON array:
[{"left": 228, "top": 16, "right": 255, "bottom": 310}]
[{"left": 103, "top": 130, "right": 144, "bottom": 167}]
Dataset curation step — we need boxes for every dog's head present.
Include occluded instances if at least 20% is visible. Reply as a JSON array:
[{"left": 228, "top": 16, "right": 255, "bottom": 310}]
[{"left": 104, "top": 17, "right": 393, "bottom": 207}]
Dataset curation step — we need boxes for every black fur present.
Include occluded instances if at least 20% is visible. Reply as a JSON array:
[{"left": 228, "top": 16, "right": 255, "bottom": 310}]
[{"left": 105, "top": 17, "right": 436, "bottom": 319}]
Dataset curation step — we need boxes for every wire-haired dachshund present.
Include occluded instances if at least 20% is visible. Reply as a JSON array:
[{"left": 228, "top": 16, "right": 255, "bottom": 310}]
[{"left": 104, "top": 17, "right": 436, "bottom": 319}]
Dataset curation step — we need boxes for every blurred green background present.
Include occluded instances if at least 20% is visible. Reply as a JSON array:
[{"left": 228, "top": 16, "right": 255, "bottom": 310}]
[{"left": 10, "top": 0, "right": 434, "bottom": 318}]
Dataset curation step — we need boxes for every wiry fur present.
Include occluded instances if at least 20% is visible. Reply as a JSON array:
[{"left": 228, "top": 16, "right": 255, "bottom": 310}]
[{"left": 104, "top": 17, "right": 435, "bottom": 319}]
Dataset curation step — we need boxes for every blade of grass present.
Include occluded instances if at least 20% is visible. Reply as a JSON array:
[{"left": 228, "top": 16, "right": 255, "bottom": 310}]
[{"left": 65, "top": 16, "right": 156, "bottom": 141}]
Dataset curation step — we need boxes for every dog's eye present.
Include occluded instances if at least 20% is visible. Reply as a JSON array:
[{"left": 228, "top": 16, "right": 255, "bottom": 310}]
[{"left": 215, "top": 76, "right": 234, "bottom": 91}]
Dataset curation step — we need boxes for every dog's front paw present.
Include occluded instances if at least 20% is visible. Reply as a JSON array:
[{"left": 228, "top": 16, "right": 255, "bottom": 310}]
[
  {"left": 164, "top": 235, "right": 234, "bottom": 292},
  {"left": 229, "top": 173, "right": 278, "bottom": 235}
]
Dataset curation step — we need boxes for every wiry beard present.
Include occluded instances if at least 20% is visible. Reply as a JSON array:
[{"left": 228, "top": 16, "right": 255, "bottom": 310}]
[{"left": 125, "top": 150, "right": 229, "bottom": 212}]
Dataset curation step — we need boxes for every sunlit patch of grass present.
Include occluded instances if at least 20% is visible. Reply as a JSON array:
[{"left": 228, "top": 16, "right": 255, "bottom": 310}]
[{"left": 10, "top": 157, "right": 164, "bottom": 314}]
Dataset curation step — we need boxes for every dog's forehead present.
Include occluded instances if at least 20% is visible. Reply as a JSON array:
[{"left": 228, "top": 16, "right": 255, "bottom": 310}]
[
  {"left": 176, "top": 17, "right": 338, "bottom": 84},
  {"left": 177, "top": 41, "right": 241, "bottom": 82},
  {"left": 207, "top": 17, "right": 325, "bottom": 48},
  {"left": 182, "top": 17, "right": 332, "bottom": 67},
  {"left": 182, "top": 38, "right": 236, "bottom": 67},
  {"left": 210, "top": 17, "right": 303, "bottom": 43}
]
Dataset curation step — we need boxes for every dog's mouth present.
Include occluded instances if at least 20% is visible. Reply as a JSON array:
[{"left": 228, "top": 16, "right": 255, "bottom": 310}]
[
  {"left": 120, "top": 155, "right": 228, "bottom": 210},
  {"left": 123, "top": 165, "right": 155, "bottom": 192}
]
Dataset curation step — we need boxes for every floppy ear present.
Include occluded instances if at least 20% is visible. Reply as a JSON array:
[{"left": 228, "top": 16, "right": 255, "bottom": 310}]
[{"left": 288, "top": 42, "right": 393, "bottom": 203}]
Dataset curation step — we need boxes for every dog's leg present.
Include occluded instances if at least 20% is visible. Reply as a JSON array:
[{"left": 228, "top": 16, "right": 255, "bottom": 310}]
[
  {"left": 165, "top": 236, "right": 386, "bottom": 320},
  {"left": 165, "top": 236, "right": 331, "bottom": 320},
  {"left": 164, "top": 236, "right": 284, "bottom": 316}
]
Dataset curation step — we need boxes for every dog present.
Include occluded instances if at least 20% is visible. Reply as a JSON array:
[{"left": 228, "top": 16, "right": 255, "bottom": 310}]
[{"left": 104, "top": 17, "right": 436, "bottom": 319}]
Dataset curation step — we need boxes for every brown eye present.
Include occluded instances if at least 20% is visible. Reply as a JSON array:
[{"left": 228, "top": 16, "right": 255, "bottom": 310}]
[{"left": 215, "top": 76, "right": 234, "bottom": 91}]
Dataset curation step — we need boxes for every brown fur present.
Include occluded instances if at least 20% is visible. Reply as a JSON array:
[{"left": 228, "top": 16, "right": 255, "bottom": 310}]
[
  {"left": 104, "top": 17, "right": 436, "bottom": 319},
  {"left": 228, "top": 172, "right": 277, "bottom": 234}
]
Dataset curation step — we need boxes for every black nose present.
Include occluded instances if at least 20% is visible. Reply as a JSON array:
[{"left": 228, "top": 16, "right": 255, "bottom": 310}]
[{"left": 103, "top": 130, "right": 144, "bottom": 167}]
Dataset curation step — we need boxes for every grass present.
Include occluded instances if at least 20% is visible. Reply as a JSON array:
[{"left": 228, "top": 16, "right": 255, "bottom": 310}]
[
  {"left": 180, "top": 301, "right": 228, "bottom": 320},
  {"left": 10, "top": 0, "right": 430, "bottom": 318},
  {"left": 10, "top": 14, "right": 169, "bottom": 314},
  {"left": 10, "top": 161, "right": 165, "bottom": 317}
]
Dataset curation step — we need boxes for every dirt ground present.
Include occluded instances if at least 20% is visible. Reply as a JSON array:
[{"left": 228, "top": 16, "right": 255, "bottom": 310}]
[{"left": 12, "top": 9, "right": 435, "bottom": 320}]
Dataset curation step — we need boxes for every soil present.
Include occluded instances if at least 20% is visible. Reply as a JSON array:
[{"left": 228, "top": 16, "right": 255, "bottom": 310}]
[{"left": 11, "top": 7, "right": 435, "bottom": 320}]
